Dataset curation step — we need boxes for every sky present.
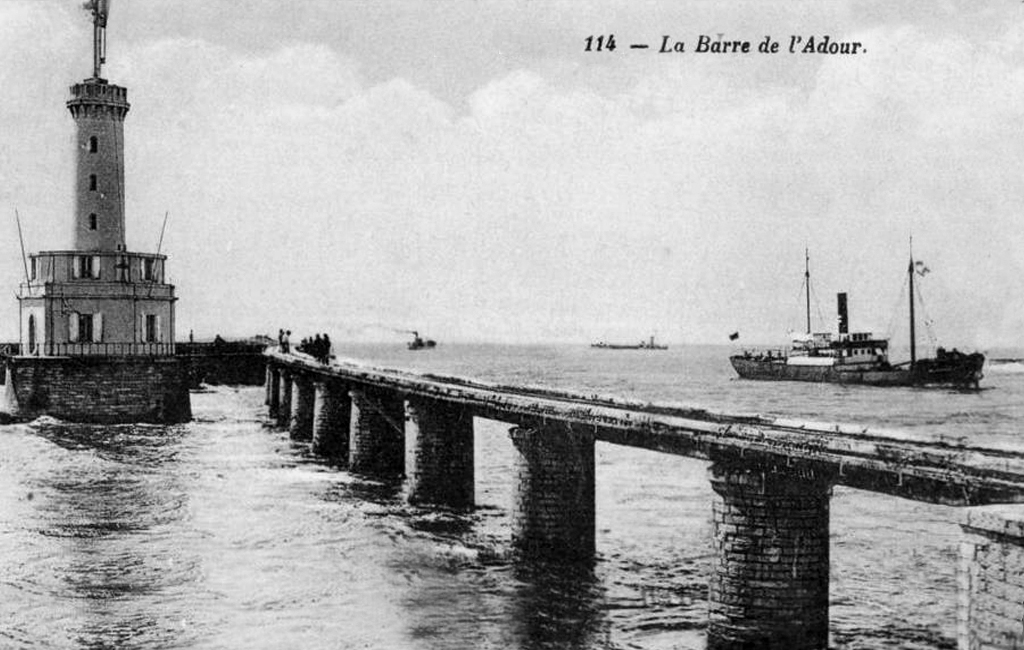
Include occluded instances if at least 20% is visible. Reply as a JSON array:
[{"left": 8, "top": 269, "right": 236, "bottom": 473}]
[{"left": 0, "top": 0, "right": 1022, "bottom": 351}]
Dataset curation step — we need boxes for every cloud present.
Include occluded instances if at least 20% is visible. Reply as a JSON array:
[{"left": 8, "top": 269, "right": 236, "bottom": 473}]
[{"left": 1, "top": 3, "right": 1022, "bottom": 348}]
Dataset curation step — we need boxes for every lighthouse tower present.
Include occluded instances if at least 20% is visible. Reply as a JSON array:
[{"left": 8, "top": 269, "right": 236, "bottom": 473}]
[
  {"left": 3, "top": 1, "right": 189, "bottom": 424},
  {"left": 68, "top": 26, "right": 129, "bottom": 253},
  {"left": 17, "top": 0, "right": 177, "bottom": 358}
]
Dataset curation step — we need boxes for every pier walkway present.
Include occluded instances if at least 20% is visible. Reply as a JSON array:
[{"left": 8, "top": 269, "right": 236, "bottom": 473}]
[{"left": 264, "top": 349, "right": 1024, "bottom": 649}]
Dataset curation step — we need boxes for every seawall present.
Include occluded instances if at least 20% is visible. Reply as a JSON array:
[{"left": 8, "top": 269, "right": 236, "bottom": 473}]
[{"left": 1, "top": 355, "right": 191, "bottom": 424}]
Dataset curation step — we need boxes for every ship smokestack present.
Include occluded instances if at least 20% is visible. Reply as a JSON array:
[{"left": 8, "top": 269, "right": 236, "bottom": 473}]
[{"left": 837, "top": 293, "right": 849, "bottom": 335}]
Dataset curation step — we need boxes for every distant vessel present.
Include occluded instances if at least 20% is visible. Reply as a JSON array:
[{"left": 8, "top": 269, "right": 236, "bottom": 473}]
[
  {"left": 407, "top": 331, "right": 436, "bottom": 350},
  {"left": 591, "top": 335, "right": 667, "bottom": 350},
  {"left": 730, "top": 249, "right": 984, "bottom": 388}
]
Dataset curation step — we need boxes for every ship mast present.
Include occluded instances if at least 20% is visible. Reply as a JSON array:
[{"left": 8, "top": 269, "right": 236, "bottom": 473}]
[
  {"left": 908, "top": 238, "right": 916, "bottom": 370},
  {"left": 804, "top": 248, "right": 811, "bottom": 334}
]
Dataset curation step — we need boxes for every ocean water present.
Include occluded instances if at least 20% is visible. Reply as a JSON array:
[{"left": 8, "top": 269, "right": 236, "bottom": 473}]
[{"left": 1, "top": 343, "right": 1022, "bottom": 650}]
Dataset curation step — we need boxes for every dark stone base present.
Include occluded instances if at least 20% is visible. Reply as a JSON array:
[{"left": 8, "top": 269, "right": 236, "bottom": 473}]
[
  {"left": 182, "top": 352, "right": 267, "bottom": 387},
  {"left": 1, "top": 355, "right": 192, "bottom": 424}
]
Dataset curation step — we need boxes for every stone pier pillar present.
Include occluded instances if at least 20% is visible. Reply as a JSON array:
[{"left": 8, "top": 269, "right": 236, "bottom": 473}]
[
  {"left": 265, "top": 366, "right": 273, "bottom": 405},
  {"left": 958, "top": 506, "right": 1024, "bottom": 649},
  {"left": 508, "top": 423, "right": 595, "bottom": 562},
  {"left": 289, "top": 374, "right": 315, "bottom": 440},
  {"left": 268, "top": 367, "right": 280, "bottom": 418},
  {"left": 277, "top": 371, "right": 292, "bottom": 428},
  {"left": 707, "top": 463, "right": 833, "bottom": 650},
  {"left": 311, "top": 381, "right": 350, "bottom": 461},
  {"left": 348, "top": 389, "right": 405, "bottom": 477},
  {"left": 405, "top": 398, "right": 474, "bottom": 508}
]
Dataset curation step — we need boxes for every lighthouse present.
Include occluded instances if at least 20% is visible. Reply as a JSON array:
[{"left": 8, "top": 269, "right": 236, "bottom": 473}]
[
  {"left": 19, "top": 0, "right": 176, "bottom": 357},
  {"left": 3, "top": 1, "right": 190, "bottom": 423}
]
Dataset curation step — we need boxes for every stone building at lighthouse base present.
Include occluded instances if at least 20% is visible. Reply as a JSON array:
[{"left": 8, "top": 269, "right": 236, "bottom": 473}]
[{"left": 1, "top": 355, "right": 191, "bottom": 424}]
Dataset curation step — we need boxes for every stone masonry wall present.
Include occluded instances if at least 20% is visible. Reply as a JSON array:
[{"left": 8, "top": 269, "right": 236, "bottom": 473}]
[
  {"left": 708, "top": 463, "right": 833, "bottom": 650},
  {"left": 185, "top": 352, "right": 267, "bottom": 387},
  {"left": 405, "top": 398, "right": 474, "bottom": 508},
  {"left": 508, "top": 424, "right": 595, "bottom": 562},
  {"left": 959, "top": 506, "right": 1024, "bottom": 650},
  {"left": 348, "top": 389, "right": 405, "bottom": 476},
  {"left": 311, "top": 380, "right": 350, "bottom": 460},
  {"left": 3, "top": 356, "right": 191, "bottom": 424},
  {"left": 289, "top": 375, "right": 315, "bottom": 440}
]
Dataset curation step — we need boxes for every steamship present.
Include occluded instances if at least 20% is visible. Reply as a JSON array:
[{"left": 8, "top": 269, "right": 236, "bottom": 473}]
[
  {"left": 591, "top": 335, "right": 668, "bottom": 350},
  {"left": 729, "top": 250, "right": 984, "bottom": 388}
]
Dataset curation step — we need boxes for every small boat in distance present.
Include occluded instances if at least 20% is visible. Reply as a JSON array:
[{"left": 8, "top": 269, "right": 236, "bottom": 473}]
[
  {"left": 730, "top": 248, "right": 984, "bottom": 388},
  {"left": 407, "top": 331, "right": 436, "bottom": 350},
  {"left": 591, "top": 335, "right": 668, "bottom": 350}
]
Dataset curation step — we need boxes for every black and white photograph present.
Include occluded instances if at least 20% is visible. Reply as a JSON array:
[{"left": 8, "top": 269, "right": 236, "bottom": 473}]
[{"left": 1, "top": 1, "right": 1023, "bottom": 648}]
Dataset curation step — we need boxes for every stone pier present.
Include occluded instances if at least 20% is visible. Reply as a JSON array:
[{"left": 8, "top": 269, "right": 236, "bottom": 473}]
[
  {"left": 348, "top": 389, "right": 405, "bottom": 477},
  {"left": 311, "top": 381, "right": 350, "bottom": 461},
  {"left": 267, "top": 367, "right": 280, "bottom": 418},
  {"left": 707, "top": 463, "right": 833, "bottom": 650},
  {"left": 262, "top": 350, "right": 1024, "bottom": 650},
  {"left": 509, "top": 423, "right": 595, "bottom": 562},
  {"left": 958, "top": 506, "right": 1024, "bottom": 649},
  {"left": 276, "top": 370, "right": 292, "bottom": 428},
  {"left": 289, "top": 375, "right": 315, "bottom": 440},
  {"left": 405, "top": 398, "right": 474, "bottom": 508}
]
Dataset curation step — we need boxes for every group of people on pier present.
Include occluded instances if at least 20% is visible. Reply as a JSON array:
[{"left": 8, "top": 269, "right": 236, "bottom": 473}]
[
  {"left": 277, "top": 329, "right": 331, "bottom": 364},
  {"left": 277, "top": 329, "right": 291, "bottom": 353},
  {"left": 297, "top": 333, "right": 332, "bottom": 364}
]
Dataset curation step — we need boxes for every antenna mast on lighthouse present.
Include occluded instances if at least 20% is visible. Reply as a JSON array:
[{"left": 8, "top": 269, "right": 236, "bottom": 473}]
[{"left": 87, "top": 0, "right": 111, "bottom": 79}]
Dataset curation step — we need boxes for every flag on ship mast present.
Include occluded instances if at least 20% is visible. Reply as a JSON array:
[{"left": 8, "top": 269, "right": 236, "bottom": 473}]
[
  {"left": 83, "top": 0, "right": 110, "bottom": 27},
  {"left": 914, "top": 260, "right": 930, "bottom": 276}
]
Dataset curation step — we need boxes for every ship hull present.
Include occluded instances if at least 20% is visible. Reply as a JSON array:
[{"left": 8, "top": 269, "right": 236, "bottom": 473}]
[{"left": 729, "top": 356, "right": 983, "bottom": 388}]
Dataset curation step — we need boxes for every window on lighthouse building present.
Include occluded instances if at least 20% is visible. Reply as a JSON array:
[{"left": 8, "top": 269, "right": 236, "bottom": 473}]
[
  {"left": 89, "top": 174, "right": 97, "bottom": 191},
  {"left": 78, "top": 314, "right": 93, "bottom": 343},
  {"left": 89, "top": 214, "right": 97, "bottom": 230},
  {"left": 145, "top": 314, "right": 158, "bottom": 343},
  {"left": 89, "top": 136, "right": 98, "bottom": 153}
]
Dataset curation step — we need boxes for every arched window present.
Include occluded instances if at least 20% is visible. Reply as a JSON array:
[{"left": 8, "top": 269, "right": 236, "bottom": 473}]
[
  {"left": 89, "top": 174, "right": 97, "bottom": 191},
  {"left": 89, "top": 136, "right": 98, "bottom": 153},
  {"left": 89, "top": 214, "right": 97, "bottom": 230},
  {"left": 28, "top": 314, "right": 36, "bottom": 353}
]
